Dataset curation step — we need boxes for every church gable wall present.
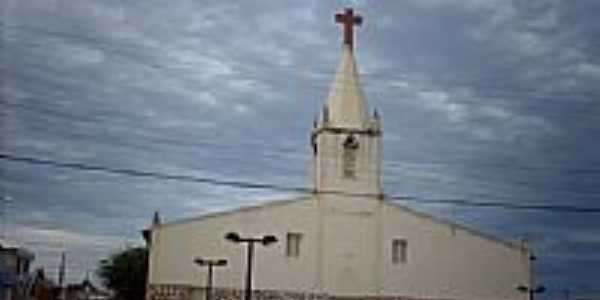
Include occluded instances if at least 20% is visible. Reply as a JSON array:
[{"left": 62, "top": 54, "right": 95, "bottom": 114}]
[
  {"left": 149, "top": 198, "right": 322, "bottom": 292},
  {"left": 148, "top": 196, "right": 530, "bottom": 300},
  {"left": 307, "top": 197, "right": 529, "bottom": 300},
  {"left": 379, "top": 202, "right": 530, "bottom": 300}
]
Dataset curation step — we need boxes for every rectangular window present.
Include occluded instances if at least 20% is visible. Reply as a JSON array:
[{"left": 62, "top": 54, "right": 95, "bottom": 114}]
[
  {"left": 342, "top": 135, "right": 359, "bottom": 179},
  {"left": 343, "top": 149, "right": 357, "bottom": 178},
  {"left": 392, "top": 239, "right": 407, "bottom": 264},
  {"left": 286, "top": 233, "right": 302, "bottom": 257}
]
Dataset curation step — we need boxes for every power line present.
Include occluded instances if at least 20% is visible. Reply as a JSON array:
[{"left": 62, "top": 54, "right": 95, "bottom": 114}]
[
  {"left": 4, "top": 98, "right": 600, "bottom": 177},
  {"left": 4, "top": 119, "right": 599, "bottom": 206},
  {"left": 4, "top": 100, "right": 600, "bottom": 202},
  {"left": 2, "top": 95, "right": 600, "bottom": 177},
  {"left": 0, "top": 152, "right": 307, "bottom": 192},
  {"left": 2, "top": 152, "right": 600, "bottom": 214}
]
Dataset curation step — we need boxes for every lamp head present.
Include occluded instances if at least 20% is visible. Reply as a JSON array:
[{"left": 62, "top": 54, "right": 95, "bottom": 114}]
[
  {"left": 262, "top": 235, "right": 278, "bottom": 246},
  {"left": 194, "top": 258, "right": 206, "bottom": 266},
  {"left": 530, "top": 254, "right": 537, "bottom": 261},
  {"left": 215, "top": 259, "right": 228, "bottom": 266},
  {"left": 517, "top": 285, "right": 529, "bottom": 293},
  {"left": 225, "top": 232, "right": 241, "bottom": 243}
]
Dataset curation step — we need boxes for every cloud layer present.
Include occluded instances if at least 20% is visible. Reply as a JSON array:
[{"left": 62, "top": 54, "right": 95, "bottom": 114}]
[{"left": 2, "top": 0, "right": 600, "bottom": 296}]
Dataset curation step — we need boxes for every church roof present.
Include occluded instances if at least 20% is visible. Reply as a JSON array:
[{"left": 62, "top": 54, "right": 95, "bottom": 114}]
[
  {"left": 151, "top": 196, "right": 526, "bottom": 252},
  {"left": 0, "top": 238, "right": 35, "bottom": 260},
  {"left": 158, "top": 196, "right": 311, "bottom": 227},
  {"left": 383, "top": 200, "right": 529, "bottom": 252},
  {"left": 325, "top": 44, "right": 368, "bottom": 128}
]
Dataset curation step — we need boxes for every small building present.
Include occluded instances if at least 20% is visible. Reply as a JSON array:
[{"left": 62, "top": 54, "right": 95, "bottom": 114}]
[{"left": 0, "top": 239, "right": 35, "bottom": 300}]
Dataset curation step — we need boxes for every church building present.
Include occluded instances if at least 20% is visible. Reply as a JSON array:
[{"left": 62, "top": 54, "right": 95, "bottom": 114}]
[{"left": 145, "top": 8, "right": 531, "bottom": 300}]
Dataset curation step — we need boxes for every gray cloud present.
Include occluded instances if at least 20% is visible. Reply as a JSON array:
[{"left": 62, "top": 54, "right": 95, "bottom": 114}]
[{"left": 2, "top": 0, "right": 600, "bottom": 296}]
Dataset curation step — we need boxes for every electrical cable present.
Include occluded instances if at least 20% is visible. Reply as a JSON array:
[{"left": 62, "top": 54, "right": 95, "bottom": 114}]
[{"left": 2, "top": 152, "right": 600, "bottom": 214}]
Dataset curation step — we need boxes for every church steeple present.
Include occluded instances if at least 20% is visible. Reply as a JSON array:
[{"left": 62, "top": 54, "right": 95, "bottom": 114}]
[
  {"left": 312, "top": 8, "right": 382, "bottom": 197},
  {"left": 327, "top": 8, "right": 368, "bottom": 129},
  {"left": 325, "top": 44, "right": 368, "bottom": 128}
]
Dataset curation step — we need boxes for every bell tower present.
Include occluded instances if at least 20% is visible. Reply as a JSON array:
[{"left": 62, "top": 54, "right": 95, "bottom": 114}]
[{"left": 311, "top": 8, "right": 382, "bottom": 197}]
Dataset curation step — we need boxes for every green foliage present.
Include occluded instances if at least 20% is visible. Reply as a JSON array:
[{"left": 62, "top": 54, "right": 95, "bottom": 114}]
[{"left": 97, "top": 247, "right": 148, "bottom": 300}]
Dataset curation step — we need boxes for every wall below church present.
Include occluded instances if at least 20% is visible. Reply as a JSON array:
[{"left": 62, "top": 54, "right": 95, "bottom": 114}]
[{"left": 147, "top": 285, "right": 467, "bottom": 300}]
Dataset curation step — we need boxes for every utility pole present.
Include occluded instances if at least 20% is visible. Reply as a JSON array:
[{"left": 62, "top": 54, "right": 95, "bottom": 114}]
[
  {"left": 84, "top": 270, "right": 91, "bottom": 300},
  {"left": 1, "top": 195, "right": 13, "bottom": 240},
  {"left": 58, "top": 252, "right": 66, "bottom": 300},
  {"left": 224, "top": 232, "right": 277, "bottom": 300},
  {"left": 194, "top": 258, "right": 227, "bottom": 300}
]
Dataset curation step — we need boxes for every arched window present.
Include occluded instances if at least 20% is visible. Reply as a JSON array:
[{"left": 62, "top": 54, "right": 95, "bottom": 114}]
[{"left": 342, "top": 135, "right": 359, "bottom": 178}]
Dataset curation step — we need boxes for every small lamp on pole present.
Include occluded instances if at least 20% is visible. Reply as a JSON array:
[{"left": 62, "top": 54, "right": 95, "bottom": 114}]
[
  {"left": 224, "top": 232, "right": 278, "bottom": 300},
  {"left": 194, "top": 257, "right": 228, "bottom": 300},
  {"left": 517, "top": 285, "right": 546, "bottom": 300}
]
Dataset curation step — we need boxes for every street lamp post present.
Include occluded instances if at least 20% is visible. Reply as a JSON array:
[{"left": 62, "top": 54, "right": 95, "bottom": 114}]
[
  {"left": 194, "top": 258, "right": 227, "bottom": 300},
  {"left": 224, "top": 232, "right": 278, "bottom": 300}
]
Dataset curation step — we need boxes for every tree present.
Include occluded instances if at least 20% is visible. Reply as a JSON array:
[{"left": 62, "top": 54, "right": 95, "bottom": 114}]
[{"left": 97, "top": 247, "right": 148, "bottom": 300}]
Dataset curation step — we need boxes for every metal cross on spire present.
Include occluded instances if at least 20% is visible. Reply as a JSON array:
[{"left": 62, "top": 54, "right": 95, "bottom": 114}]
[{"left": 335, "top": 8, "right": 363, "bottom": 49}]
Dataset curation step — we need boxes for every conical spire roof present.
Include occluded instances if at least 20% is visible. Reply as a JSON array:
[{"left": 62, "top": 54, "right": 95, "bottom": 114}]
[{"left": 325, "top": 44, "right": 368, "bottom": 128}]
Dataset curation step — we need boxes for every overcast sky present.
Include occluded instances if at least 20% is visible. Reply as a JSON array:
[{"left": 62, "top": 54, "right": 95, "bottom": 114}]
[{"left": 2, "top": 0, "right": 600, "bottom": 297}]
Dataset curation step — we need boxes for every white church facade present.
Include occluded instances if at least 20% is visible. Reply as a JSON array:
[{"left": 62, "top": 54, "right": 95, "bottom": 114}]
[{"left": 145, "top": 8, "right": 531, "bottom": 300}]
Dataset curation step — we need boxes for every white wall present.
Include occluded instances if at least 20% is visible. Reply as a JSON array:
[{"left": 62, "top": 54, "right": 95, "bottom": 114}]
[
  {"left": 149, "top": 196, "right": 530, "bottom": 300},
  {"left": 316, "top": 195, "right": 530, "bottom": 300},
  {"left": 149, "top": 198, "right": 320, "bottom": 291},
  {"left": 379, "top": 202, "right": 530, "bottom": 300}
]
